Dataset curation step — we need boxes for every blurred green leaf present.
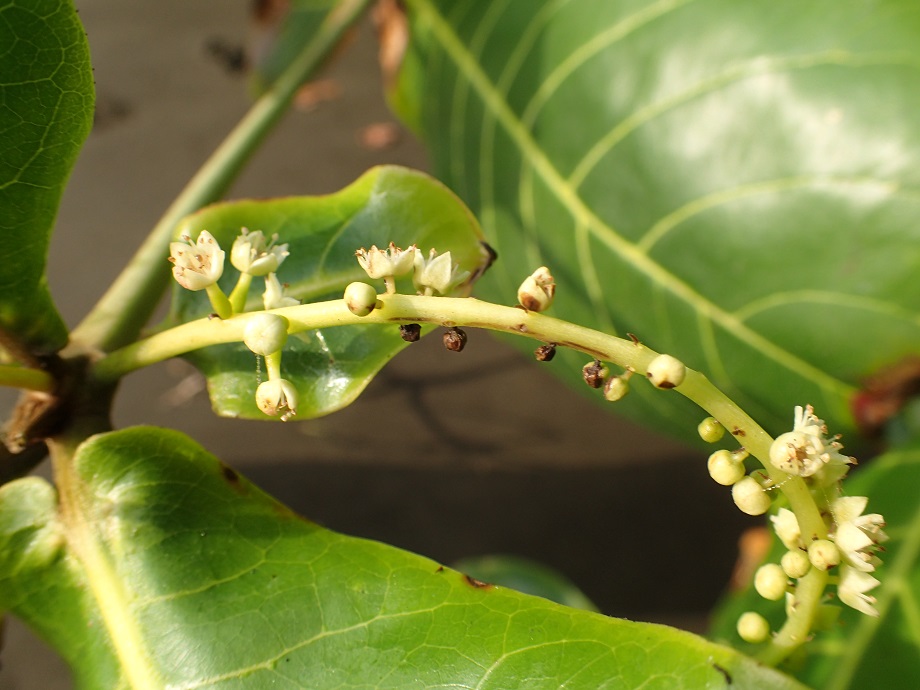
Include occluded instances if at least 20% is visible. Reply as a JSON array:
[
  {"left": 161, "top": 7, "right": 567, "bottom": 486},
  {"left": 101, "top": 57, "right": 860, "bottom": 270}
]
[
  {"left": 168, "top": 165, "right": 489, "bottom": 420},
  {"left": 248, "top": 0, "right": 337, "bottom": 95},
  {"left": 0, "top": 426, "right": 808, "bottom": 689},
  {"left": 710, "top": 445, "right": 920, "bottom": 689},
  {"left": 0, "top": 0, "right": 94, "bottom": 353},
  {"left": 394, "top": 0, "right": 920, "bottom": 444}
]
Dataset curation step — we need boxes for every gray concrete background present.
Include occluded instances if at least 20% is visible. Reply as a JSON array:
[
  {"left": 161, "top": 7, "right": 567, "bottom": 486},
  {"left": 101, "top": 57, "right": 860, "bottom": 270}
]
[{"left": 0, "top": 2, "right": 748, "bottom": 687}]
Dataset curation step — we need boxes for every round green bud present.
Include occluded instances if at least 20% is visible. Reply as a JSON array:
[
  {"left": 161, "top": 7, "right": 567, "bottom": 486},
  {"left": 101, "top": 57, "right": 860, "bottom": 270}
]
[
  {"left": 731, "top": 476, "right": 772, "bottom": 516},
  {"left": 754, "top": 563, "right": 788, "bottom": 601},
  {"left": 736, "top": 611, "right": 770, "bottom": 643},
  {"left": 707, "top": 449, "right": 745, "bottom": 486},
  {"left": 344, "top": 281, "right": 379, "bottom": 316},
  {"left": 645, "top": 354, "right": 686, "bottom": 389},
  {"left": 603, "top": 375, "right": 630, "bottom": 402},
  {"left": 243, "top": 313, "right": 290, "bottom": 356},
  {"left": 780, "top": 550, "right": 811, "bottom": 579},
  {"left": 698, "top": 416, "right": 725, "bottom": 443},
  {"left": 807, "top": 539, "right": 840, "bottom": 571}
]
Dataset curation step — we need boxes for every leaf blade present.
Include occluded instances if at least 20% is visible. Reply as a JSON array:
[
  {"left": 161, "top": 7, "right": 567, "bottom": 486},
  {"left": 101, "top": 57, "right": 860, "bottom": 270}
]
[
  {"left": 0, "top": 0, "right": 94, "bottom": 353},
  {"left": 0, "top": 426, "right": 809, "bottom": 689},
  {"left": 396, "top": 0, "right": 920, "bottom": 442},
  {"left": 167, "top": 165, "right": 489, "bottom": 420}
]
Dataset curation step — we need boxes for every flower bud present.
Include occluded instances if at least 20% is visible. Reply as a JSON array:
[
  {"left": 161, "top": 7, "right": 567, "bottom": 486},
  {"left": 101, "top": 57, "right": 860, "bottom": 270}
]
[
  {"left": 731, "top": 476, "right": 771, "bottom": 515},
  {"left": 754, "top": 563, "right": 788, "bottom": 601},
  {"left": 781, "top": 549, "right": 811, "bottom": 579},
  {"left": 255, "top": 378, "right": 298, "bottom": 420},
  {"left": 443, "top": 327, "right": 467, "bottom": 352},
  {"left": 707, "top": 449, "right": 745, "bottom": 486},
  {"left": 414, "top": 249, "right": 470, "bottom": 295},
  {"left": 344, "top": 282, "right": 379, "bottom": 316},
  {"left": 603, "top": 375, "right": 629, "bottom": 402},
  {"left": 736, "top": 612, "right": 770, "bottom": 643},
  {"left": 646, "top": 354, "right": 686, "bottom": 389},
  {"left": 262, "top": 273, "right": 299, "bottom": 310},
  {"left": 698, "top": 417, "right": 725, "bottom": 443},
  {"left": 771, "top": 508, "right": 802, "bottom": 551},
  {"left": 808, "top": 539, "right": 841, "bottom": 571},
  {"left": 534, "top": 343, "right": 556, "bottom": 361},
  {"left": 399, "top": 324, "right": 421, "bottom": 342},
  {"left": 243, "top": 313, "right": 290, "bottom": 356},
  {"left": 517, "top": 266, "right": 555, "bottom": 311},
  {"left": 582, "top": 360, "right": 608, "bottom": 389}
]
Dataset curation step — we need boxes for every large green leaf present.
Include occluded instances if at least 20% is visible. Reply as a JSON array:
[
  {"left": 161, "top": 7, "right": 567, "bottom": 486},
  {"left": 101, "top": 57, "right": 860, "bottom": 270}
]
[
  {"left": 167, "top": 165, "right": 489, "bottom": 420},
  {"left": 0, "top": 426, "right": 807, "bottom": 688},
  {"left": 0, "top": 0, "right": 94, "bottom": 353},
  {"left": 393, "top": 0, "right": 920, "bottom": 443},
  {"left": 709, "top": 446, "right": 920, "bottom": 688}
]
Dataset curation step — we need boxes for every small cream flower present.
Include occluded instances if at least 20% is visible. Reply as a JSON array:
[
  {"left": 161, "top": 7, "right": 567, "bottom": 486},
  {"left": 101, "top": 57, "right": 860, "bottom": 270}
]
[
  {"left": 262, "top": 273, "right": 299, "bottom": 310},
  {"left": 169, "top": 231, "right": 224, "bottom": 290},
  {"left": 517, "top": 266, "right": 556, "bottom": 311},
  {"left": 256, "top": 379, "right": 298, "bottom": 421},
  {"left": 769, "top": 405, "right": 855, "bottom": 477},
  {"left": 231, "top": 228, "right": 289, "bottom": 276},
  {"left": 838, "top": 565, "right": 881, "bottom": 617},
  {"left": 770, "top": 508, "right": 802, "bottom": 551},
  {"left": 355, "top": 243, "right": 417, "bottom": 280},
  {"left": 832, "top": 496, "right": 888, "bottom": 573},
  {"left": 413, "top": 248, "right": 470, "bottom": 295}
]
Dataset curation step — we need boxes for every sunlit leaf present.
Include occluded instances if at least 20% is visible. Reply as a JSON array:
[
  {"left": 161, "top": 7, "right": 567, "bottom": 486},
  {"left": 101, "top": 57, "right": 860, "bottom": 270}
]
[
  {"left": 0, "top": 426, "right": 808, "bottom": 689},
  {"left": 167, "top": 165, "right": 489, "bottom": 420},
  {"left": 0, "top": 0, "right": 94, "bottom": 353},
  {"left": 710, "top": 445, "right": 920, "bottom": 689},
  {"left": 394, "top": 0, "right": 920, "bottom": 444}
]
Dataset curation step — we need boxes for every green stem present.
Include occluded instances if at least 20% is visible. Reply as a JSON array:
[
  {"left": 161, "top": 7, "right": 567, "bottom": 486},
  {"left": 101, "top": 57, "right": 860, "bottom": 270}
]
[
  {"left": 69, "top": 0, "right": 373, "bottom": 353},
  {"left": 229, "top": 272, "right": 254, "bottom": 314},
  {"left": 758, "top": 567, "right": 828, "bottom": 666},
  {"left": 206, "top": 284, "right": 233, "bottom": 320},
  {"left": 0, "top": 364, "right": 54, "bottom": 393},
  {"left": 265, "top": 350, "right": 283, "bottom": 381}
]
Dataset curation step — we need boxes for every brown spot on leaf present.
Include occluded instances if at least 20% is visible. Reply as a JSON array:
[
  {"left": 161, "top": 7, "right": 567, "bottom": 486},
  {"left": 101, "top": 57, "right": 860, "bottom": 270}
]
[{"left": 464, "top": 574, "right": 493, "bottom": 589}]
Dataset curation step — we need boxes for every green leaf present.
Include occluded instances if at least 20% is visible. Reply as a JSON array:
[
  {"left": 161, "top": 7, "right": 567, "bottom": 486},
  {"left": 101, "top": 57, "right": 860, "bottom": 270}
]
[
  {"left": 167, "top": 165, "right": 489, "bottom": 420},
  {"left": 710, "top": 446, "right": 920, "bottom": 689},
  {"left": 394, "top": 0, "right": 920, "bottom": 443},
  {"left": 0, "top": 0, "right": 94, "bottom": 353},
  {"left": 0, "top": 426, "right": 807, "bottom": 689}
]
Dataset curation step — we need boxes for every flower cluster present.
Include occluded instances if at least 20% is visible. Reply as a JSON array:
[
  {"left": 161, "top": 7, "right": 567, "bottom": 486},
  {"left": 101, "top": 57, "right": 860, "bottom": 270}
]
[
  {"left": 169, "top": 228, "right": 298, "bottom": 420},
  {"left": 354, "top": 244, "right": 470, "bottom": 296}
]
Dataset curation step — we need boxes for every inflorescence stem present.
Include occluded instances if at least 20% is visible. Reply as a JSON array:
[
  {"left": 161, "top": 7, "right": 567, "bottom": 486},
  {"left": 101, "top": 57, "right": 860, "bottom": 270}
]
[{"left": 91, "top": 292, "right": 833, "bottom": 666}]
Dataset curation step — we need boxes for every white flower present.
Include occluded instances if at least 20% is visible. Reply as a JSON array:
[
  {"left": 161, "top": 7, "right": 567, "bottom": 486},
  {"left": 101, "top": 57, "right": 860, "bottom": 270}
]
[
  {"left": 413, "top": 249, "right": 470, "bottom": 295},
  {"left": 231, "top": 228, "right": 289, "bottom": 276},
  {"left": 169, "top": 231, "right": 224, "bottom": 290},
  {"left": 838, "top": 564, "right": 880, "bottom": 617},
  {"left": 769, "top": 405, "right": 855, "bottom": 477},
  {"left": 832, "top": 496, "right": 888, "bottom": 573},
  {"left": 255, "top": 379, "right": 298, "bottom": 421},
  {"left": 262, "top": 273, "right": 299, "bottom": 310},
  {"left": 355, "top": 243, "right": 417, "bottom": 280}
]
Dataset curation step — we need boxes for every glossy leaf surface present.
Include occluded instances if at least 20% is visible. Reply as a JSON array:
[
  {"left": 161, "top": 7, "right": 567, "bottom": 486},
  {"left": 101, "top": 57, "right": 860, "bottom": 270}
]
[
  {"left": 0, "top": 426, "right": 807, "bottom": 689},
  {"left": 167, "top": 165, "right": 489, "bottom": 420},
  {"left": 395, "top": 0, "right": 920, "bottom": 442},
  {"left": 710, "top": 445, "right": 920, "bottom": 689},
  {"left": 0, "top": 0, "right": 94, "bottom": 353}
]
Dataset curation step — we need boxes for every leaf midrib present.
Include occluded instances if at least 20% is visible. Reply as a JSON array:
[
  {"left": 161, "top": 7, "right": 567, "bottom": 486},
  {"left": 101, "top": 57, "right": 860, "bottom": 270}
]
[{"left": 409, "top": 0, "right": 855, "bottom": 404}]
